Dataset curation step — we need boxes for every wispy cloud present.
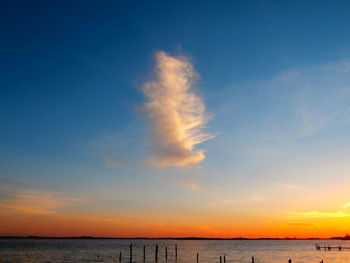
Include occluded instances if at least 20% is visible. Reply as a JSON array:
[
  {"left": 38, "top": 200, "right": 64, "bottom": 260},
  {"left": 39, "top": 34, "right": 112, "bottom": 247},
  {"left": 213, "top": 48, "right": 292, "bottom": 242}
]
[
  {"left": 93, "top": 120, "right": 147, "bottom": 169},
  {"left": 76, "top": 216, "right": 132, "bottom": 225},
  {"left": 286, "top": 210, "right": 350, "bottom": 218},
  {"left": 222, "top": 195, "right": 264, "bottom": 205},
  {"left": 343, "top": 201, "right": 350, "bottom": 209},
  {"left": 282, "top": 222, "right": 320, "bottom": 227},
  {"left": 153, "top": 171, "right": 201, "bottom": 191},
  {"left": 270, "top": 60, "right": 350, "bottom": 138},
  {"left": 98, "top": 152, "right": 124, "bottom": 168},
  {"left": 186, "top": 182, "right": 198, "bottom": 190},
  {"left": 286, "top": 200, "right": 350, "bottom": 219},
  {"left": 219, "top": 59, "right": 350, "bottom": 141},
  {"left": 142, "top": 51, "right": 214, "bottom": 167},
  {"left": 0, "top": 188, "right": 81, "bottom": 216},
  {"left": 266, "top": 182, "right": 305, "bottom": 191}
]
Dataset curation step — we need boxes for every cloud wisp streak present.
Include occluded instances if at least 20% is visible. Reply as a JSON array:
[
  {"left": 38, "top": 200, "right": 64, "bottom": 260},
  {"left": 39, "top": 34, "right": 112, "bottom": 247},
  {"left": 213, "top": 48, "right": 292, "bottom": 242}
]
[
  {"left": 286, "top": 201, "right": 350, "bottom": 219},
  {"left": 343, "top": 201, "right": 350, "bottom": 209},
  {"left": 142, "top": 51, "right": 214, "bottom": 167},
  {"left": 286, "top": 210, "right": 350, "bottom": 218},
  {"left": 218, "top": 59, "right": 350, "bottom": 142},
  {"left": 0, "top": 188, "right": 81, "bottom": 216}
]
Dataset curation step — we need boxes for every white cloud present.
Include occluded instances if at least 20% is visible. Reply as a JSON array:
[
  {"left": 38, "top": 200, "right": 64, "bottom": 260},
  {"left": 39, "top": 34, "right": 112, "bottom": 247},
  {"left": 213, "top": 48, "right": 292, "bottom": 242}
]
[{"left": 142, "top": 51, "right": 214, "bottom": 167}]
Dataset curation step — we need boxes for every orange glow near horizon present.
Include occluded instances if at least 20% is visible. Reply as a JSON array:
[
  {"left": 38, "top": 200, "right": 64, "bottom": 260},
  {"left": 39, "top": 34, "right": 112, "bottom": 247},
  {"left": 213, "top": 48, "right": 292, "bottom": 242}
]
[
  {"left": 1, "top": 210, "right": 349, "bottom": 239},
  {"left": 1, "top": 184, "right": 350, "bottom": 239}
]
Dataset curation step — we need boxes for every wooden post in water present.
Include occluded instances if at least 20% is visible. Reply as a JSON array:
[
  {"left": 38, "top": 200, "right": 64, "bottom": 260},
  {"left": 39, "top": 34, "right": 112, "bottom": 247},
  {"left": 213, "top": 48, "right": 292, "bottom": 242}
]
[
  {"left": 252, "top": 256, "right": 255, "bottom": 263},
  {"left": 155, "top": 244, "right": 158, "bottom": 262},
  {"left": 166, "top": 246, "right": 168, "bottom": 261},
  {"left": 220, "top": 256, "right": 222, "bottom": 263},
  {"left": 196, "top": 253, "right": 199, "bottom": 263},
  {"left": 224, "top": 254, "right": 226, "bottom": 263},
  {"left": 130, "top": 243, "right": 133, "bottom": 262},
  {"left": 175, "top": 244, "right": 178, "bottom": 260},
  {"left": 143, "top": 246, "right": 146, "bottom": 261},
  {"left": 119, "top": 252, "right": 122, "bottom": 263}
]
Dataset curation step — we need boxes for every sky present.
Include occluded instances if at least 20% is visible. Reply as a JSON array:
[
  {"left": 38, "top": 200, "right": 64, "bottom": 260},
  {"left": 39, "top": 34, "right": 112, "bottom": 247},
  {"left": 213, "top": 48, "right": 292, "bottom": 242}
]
[{"left": 1, "top": 0, "right": 350, "bottom": 238}]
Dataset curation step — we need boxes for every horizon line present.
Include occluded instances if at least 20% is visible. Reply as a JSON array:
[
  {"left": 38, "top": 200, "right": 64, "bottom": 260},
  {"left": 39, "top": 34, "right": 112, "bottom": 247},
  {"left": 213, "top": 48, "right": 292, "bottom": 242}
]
[{"left": 0, "top": 235, "right": 344, "bottom": 240}]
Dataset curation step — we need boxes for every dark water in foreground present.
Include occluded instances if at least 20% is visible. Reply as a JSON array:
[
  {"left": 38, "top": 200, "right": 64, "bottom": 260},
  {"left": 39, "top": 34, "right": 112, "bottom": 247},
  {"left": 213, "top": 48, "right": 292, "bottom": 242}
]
[{"left": 1, "top": 238, "right": 350, "bottom": 263}]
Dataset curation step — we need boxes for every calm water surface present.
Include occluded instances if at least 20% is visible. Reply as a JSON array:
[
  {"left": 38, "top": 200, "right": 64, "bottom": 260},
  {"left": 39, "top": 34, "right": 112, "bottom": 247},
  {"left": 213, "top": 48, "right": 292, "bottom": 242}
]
[{"left": 1, "top": 239, "right": 350, "bottom": 263}]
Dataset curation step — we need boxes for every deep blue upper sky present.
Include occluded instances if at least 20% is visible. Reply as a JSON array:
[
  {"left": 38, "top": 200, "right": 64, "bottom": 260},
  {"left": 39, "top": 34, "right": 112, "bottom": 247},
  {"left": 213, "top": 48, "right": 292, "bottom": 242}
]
[{"left": 1, "top": 0, "right": 350, "bottom": 192}]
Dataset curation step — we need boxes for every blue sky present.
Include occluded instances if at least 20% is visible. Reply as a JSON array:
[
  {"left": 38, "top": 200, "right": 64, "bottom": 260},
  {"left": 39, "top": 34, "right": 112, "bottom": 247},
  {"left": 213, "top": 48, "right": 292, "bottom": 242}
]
[{"left": 2, "top": 0, "right": 350, "bottom": 237}]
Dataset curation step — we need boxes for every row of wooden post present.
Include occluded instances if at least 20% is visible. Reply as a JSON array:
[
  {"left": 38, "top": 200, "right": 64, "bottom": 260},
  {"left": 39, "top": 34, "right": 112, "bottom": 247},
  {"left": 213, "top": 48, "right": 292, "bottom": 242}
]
[
  {"left": 120, "top": 244, "right": 178, "bottom": 263},
  {"left": 119, "top": 244, "right": 294, "bottom": 263}
]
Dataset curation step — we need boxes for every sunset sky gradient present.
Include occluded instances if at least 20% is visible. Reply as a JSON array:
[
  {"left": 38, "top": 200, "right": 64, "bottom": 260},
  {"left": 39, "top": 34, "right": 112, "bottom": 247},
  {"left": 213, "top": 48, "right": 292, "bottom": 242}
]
[{"left": 2, "top": 0, "right": 350, "bottom": 238}]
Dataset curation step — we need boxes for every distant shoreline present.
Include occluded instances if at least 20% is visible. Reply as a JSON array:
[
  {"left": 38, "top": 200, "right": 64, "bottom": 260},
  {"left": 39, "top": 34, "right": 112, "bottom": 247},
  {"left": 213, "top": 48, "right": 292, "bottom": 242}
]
[{"left": 0, "top": 236, "right": 339, "bottom": 240}]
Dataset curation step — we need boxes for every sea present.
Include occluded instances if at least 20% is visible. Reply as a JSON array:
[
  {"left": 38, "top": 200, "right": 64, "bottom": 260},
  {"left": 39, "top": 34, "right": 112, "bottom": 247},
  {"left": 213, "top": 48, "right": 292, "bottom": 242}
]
[{"left": 1, "top": 238, "right": 350, "bottom": 263}]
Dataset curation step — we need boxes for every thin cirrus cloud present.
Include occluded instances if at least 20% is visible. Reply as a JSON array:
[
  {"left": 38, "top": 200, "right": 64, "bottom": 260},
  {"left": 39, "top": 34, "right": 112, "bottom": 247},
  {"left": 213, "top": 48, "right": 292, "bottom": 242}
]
[
  {"left": 286, "top": 200, "right": 350, "bottom": 219},
  {"left": 0, "top": 187, "right": 81, "bottom": 216},
  {"left": 343, "top": 201, "right": 350, "bottom": 209},
  {"left": 286, "top": 210, "right": 350, "bottom": 218},
  {"left": 186, "top": 182, "right": 198, "bottom": 191},
  {"left": 269, "top": 60, "right": 350, "bottom": 138},
  {"left": 219, "top": 59, "right": 350, "bottom": 141},
  {"left": 142, "top": 51, "right": 214, "bottom": 168}
]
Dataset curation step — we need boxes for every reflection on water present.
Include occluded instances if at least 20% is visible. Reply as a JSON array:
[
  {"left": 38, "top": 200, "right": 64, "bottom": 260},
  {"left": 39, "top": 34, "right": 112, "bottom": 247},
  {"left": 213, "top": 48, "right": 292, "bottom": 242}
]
[{"left": 1, "top": 238, "right": 350, "bottom": 263}]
